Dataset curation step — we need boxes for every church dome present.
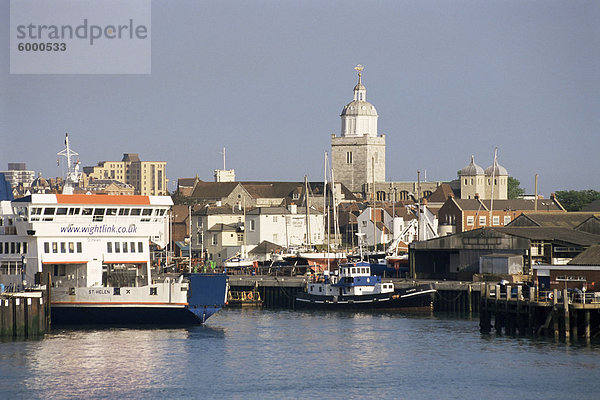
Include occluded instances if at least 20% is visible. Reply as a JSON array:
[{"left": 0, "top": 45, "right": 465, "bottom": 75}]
[
  {"left": 485, "top": 160, "right": 508, "bottom": 176},
  {"left": 341, "top": 100, "right": 378, "bottom": 117},
  {"left": 461, "top": 155, "right": 484, "bottom": 176}
]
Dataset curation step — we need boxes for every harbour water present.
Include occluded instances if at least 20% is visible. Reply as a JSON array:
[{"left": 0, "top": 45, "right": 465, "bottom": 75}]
[{"left": 1, "top": 309, "right": 600, "bottom": 399}]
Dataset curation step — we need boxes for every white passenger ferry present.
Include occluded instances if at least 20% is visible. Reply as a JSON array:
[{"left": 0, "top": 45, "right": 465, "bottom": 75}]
[{"left": 0, "top": 193, "right": 227, "bottom": 325}]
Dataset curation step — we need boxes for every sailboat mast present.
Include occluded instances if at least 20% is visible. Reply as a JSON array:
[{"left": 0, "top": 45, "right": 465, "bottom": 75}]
[
  {"left": 324, "top": 152, "right": 330, "bottom": 272},
  {"left": 489, "top": 148, "right": 497, "bottom": 225},
  {"left": 304, "top": 175, "right": 311, "bottom": 246}
]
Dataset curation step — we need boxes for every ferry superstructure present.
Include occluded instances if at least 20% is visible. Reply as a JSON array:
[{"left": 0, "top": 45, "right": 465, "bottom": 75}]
[{"left": 0, "top": 193, "right": 228, "bottom": 324}]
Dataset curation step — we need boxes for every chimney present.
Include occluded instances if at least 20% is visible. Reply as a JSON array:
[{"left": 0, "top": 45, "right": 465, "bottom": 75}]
[{"left": 474, "top": 193, "right": 480, "bottom": 199}]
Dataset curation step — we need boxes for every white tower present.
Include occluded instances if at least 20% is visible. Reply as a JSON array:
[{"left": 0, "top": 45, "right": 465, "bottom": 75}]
[{"left": 331, "top": 65, "right": 386, "bottom": 196}]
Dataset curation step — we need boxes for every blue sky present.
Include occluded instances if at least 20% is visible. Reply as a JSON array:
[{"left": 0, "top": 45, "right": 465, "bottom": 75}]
[{"left": 2, "top": 0, "right": 599, "bottom": 196}]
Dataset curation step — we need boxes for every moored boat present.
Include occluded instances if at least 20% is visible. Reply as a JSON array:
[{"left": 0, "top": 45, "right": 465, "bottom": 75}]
[
  {"left": 0, "top": 193, "right": 228, "bottom": 325},
  {"left": 295, "top": 261, "right": 435, "bottom": 310}
]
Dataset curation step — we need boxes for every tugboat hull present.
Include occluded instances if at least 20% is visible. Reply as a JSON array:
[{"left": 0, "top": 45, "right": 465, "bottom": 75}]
[{"left": 295, "top": 284, "right": 436, "bottom": 311}]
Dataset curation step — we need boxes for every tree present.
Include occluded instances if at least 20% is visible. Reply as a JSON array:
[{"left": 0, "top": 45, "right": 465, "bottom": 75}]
[
  {"left": 555, "top": 190, "right": 600, "bottom": 211},
  {"left": 507, "top": 176, "right": 525, "bottom": 199}
]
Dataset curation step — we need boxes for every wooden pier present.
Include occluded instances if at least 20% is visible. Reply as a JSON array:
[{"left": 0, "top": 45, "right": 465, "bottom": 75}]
[
  {"left": 227, "top": 274, "right": 483, "bottom": 312},
  {"left": 0, "top": 291, "right": 49, "bottom": 338},
  {"left": 479, "top": 283, "right": 600, "bottom": 339}
]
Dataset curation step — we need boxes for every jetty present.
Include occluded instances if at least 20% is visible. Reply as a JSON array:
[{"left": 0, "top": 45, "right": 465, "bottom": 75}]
[
  {"left": 0, "top": 290, "right": 49, "bottom": 338},
  {"left": 226, "top": 273, "right": 484, "bottom": 311},
  {"left": 479, "top": 283, "right": 600, "bottom": 339}
]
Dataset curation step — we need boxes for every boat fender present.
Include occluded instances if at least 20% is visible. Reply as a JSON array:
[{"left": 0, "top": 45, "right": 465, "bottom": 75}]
[
  {"left": 247, "top": 292, "right": 253, "bottom": 300},
  {"left": 548, "top": 292, "right": 553, "bottom": 300}
]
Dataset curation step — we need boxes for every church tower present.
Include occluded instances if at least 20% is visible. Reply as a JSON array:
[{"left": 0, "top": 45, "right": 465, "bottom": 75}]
[{"left": 331, "top": 65, "right": 386, "bottom": 196}]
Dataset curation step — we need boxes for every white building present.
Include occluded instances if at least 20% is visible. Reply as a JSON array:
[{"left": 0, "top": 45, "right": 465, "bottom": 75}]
[
  {"left": 0, "top": 163, "right": 35, "bottom": 190},
  {"left": 245, "top": 205, "right": 325, "bottom": 250},
  {"left": 192, "top": 204, "right": 326, "bottom": 266}
]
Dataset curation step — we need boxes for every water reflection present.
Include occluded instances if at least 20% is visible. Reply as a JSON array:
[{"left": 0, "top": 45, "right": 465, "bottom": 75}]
[{"left": 1, "top": 309, "right": 599, "bottom": 399}]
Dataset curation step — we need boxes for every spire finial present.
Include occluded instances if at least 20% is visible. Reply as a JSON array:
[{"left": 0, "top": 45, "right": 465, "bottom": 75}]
[{"left": 354, "top": 64, "right": 364, "bottom": 84}]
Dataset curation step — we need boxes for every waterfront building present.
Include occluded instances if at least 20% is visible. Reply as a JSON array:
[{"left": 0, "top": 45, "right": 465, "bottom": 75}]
[
  {"left": 0, "top": 163, "right": 35, "bottom": 191},
  {"left": 331, "top": 65, "right": 385, "bottom": 196},
  {"left": 459, "top": 155, "right": 508, "bottom": 200},
  {"left": 83, "top": 154, "right": 167, "bottom": 196}
]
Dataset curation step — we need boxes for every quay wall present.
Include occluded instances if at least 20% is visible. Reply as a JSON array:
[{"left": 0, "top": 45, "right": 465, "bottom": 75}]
[{"left": 226, "top": 274, "right": 483, "bottom": 312}]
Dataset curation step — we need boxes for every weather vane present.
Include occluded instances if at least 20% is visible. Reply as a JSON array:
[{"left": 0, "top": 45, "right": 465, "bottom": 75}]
[{"left": 354, "top": 64, "right": 364, "bottom": 75}]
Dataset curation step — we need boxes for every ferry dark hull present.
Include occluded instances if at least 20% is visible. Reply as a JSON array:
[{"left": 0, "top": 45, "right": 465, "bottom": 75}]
[
  {"left": 51, "top": 305, "right": 222, "bottom": 326},
  {"left": 295, "top": 284, "right": 436, "bottom": 311},
  {"left": 51, "top": 273, "right": 228, "bottom": 326}
]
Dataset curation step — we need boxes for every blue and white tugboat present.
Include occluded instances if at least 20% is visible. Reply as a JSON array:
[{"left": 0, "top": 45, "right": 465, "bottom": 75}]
[{"left": 295, "top": 261, "right": 436, "bottom": 311}]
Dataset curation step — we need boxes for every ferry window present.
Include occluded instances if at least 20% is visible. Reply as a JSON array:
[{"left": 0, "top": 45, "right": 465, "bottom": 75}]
[
  {"left": 44, "top": 208, "right": 55, "bottom": 215},
  {"left": 131, "top": 208, "right": 141, "bottom": 216},
  {"left": 106, "top": 208, "right": 117, "bottom": 216},
  {"left": 352, "top": 268, "right": 356, "bottom": 274},
  {"left": 150, "top": 287, "right": 157, "bottom": 295},
  {"left": 158, "top": 209, "right": 166, "bottom": 216},
  {"left": 60, "top": 242, "right": 66, "bottom": 253},
  {"left": 130, "top": 242, "right": 136, "bottom": 253},
  {"left": 56, "top": 208, "right": 68, "bottom": 215},
  {"left": 142, "top": 209, "right": 152, "bottom": 216},
  {"left": 94, "top": 208, "right": 105, "bottom": 216},
  {"left": 54, "top": 265, "right": 66, "bottom": 276},
  {"left": 118, "top": 208, "right": 130, "bottom": 216},
  {"left": 319, "top": 287, "right": 322, "bottom": 292},
  {"left": 82, "top": 208, "right": 93, "bottom": 216},
  {"left": 52, "top": 242, "right": 58, "bottom": 253},
  {"left": 31, "top": 207, "right": 42, "bottom": 215},
  {"left": 123, "top": 242, "right": 128, "bottom": 253},
  {"left": 68, "top": 208, "right": 80, "bottom": 215},
  {"left": 115, "top": 242, "right": 120, "bottom": 253},
  {"left": 138, "top": 242, "right": 143, "bottom": 252},
  {"left": 107, "top": 242, "right": 112, "bottom": 253},
  {"left": 77, "top": 242, "right": 82, "bottom": 253},
  {"left": 69, "top": 242, "right": 74, "bottom": 253}
]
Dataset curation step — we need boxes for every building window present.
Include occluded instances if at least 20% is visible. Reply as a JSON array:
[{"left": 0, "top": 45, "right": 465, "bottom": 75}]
[
  {"left": 212, "top": 235, "right": 218, "bottom": 245},
  {"left": 249, "top": 219, "right": 255, "bottom": 231},
  {"left": 504, "top": 216, "right": 511, "bottom": 225},
  {"left": 466, "top": 216, "right": 474, "bottom": 226},
  {"left": 479, "top": 216, "right": 486, "bottom": 225},
  {"left": 273, "top": 216, "right": 278, "bottom": 223},
  {"left": 346, "top": 152, "right": 353, "bottom": 164},
  {"left": 493, "top": 216, "right": 500, "bottom": 226}
]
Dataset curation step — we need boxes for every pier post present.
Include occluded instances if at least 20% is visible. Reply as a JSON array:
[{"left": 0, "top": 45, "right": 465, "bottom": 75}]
[
  {"left": 468, "top": 284, "right": 473, "bottom": 316},
  {"left": 572, "top": 309, "right": 578, "bottom": 338},
  {"left": 528, "top": 287, "right": 535, "bottom": 336},
  {"left": 552, "top": 289, "right": 559, "bottom": 339},
  {"left": 584, "top": 310, "right": 591, "bottom": 339},
  {"left": 563, "top": 288, "right": 570, "bottom": 340}
]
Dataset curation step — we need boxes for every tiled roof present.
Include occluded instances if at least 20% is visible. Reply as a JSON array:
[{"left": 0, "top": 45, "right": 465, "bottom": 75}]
[
  {"left": 496, "top": 227, "right": 600, "bottom": 246},
  {"left": 508, "top": 212, "right": 594, "bottom": 228},
  {"left": 569, "top": 245, "right": 600, "bottom": 265}
]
